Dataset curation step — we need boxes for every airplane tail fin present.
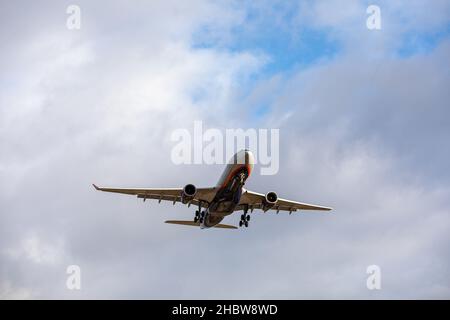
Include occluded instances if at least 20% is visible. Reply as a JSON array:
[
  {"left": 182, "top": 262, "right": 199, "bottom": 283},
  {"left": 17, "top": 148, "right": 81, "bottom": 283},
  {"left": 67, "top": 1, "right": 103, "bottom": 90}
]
[{"left": 164, "top": 220, "right": 237, "bottom": 229}]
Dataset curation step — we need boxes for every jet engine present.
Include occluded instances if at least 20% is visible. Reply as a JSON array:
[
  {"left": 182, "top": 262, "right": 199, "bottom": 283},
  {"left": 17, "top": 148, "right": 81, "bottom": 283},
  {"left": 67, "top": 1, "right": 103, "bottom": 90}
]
[
  {"left": 262, "top": 191, "right": 278, "bottom": 211},
  {"left": 181, "top": 184, "right": 197, "bottom": 204}
]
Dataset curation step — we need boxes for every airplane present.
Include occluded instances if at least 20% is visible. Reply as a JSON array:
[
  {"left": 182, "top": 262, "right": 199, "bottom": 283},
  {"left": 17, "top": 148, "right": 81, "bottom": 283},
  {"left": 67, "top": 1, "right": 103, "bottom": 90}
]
[{"left": 93, "top": 149, "right": 332, "bottom": 230}]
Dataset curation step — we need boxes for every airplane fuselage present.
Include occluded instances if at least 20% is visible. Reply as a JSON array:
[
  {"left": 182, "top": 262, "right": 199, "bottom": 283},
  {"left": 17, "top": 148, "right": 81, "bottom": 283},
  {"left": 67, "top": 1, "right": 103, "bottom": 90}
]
[{"left": 200, "top": 150, "right": 254, "bottom": 228}]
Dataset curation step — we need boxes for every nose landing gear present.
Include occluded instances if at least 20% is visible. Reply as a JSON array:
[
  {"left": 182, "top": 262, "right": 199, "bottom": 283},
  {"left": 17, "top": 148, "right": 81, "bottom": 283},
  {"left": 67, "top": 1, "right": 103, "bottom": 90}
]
[{"left": 238, "top": 171, "right": 247, "bottom": 185}]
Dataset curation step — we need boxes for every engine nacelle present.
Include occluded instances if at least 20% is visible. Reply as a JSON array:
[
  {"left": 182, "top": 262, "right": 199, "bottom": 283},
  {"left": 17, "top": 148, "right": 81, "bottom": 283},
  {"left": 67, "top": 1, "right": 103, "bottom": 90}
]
[
  {"left": 262, "top": 191, "right": 278, "bottom": 211},
  {"left": 181, "top": 184, "right": 197, "bottom": 204}
]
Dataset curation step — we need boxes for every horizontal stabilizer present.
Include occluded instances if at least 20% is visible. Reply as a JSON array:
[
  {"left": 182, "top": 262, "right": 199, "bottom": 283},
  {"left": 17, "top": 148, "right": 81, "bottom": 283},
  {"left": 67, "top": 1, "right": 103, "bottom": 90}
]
[
  {"left": 211, "top": 223, "right": 238, "bottom": 229},
  {"left": 165, "top": 220, "right": 237, "bottom": 229}
]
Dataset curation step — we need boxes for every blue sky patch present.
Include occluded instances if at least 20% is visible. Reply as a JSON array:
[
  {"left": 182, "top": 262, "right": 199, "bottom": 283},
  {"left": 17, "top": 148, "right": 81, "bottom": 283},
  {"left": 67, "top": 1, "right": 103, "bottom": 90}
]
[{"left": 397, "top": 23, "right": 450, "bottom": 58}]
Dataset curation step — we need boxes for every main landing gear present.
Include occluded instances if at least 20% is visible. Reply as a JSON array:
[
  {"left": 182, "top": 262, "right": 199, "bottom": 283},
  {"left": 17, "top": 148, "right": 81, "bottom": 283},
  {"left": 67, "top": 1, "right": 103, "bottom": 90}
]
[
  {"left": 194, "top": 210, "right": 206, "bottom": 223},
  {"left": 239, "top": 205, "right": 250, "bottom": 228},
  {"left": 194, "top": 201, "right": 206, "bottom": 223}
]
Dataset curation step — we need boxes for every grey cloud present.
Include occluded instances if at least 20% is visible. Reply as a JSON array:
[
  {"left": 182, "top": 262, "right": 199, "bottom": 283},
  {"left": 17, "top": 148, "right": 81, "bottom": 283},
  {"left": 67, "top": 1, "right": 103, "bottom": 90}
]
[{"left": 1, "top": 1, "right": 449, "bottom": 299}]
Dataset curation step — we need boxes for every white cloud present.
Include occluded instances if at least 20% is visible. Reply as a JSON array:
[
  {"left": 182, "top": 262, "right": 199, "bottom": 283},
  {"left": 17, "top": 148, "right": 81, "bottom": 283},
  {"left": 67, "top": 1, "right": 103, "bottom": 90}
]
[
  {"left": 0, "top": 0, "right": 449, "bottom": 299},
  {"left": 5, "top": 234, "right": 65, "bottom": 266},
  {"left": 0, "top": 282, "right": 34, "bottom": 300}
]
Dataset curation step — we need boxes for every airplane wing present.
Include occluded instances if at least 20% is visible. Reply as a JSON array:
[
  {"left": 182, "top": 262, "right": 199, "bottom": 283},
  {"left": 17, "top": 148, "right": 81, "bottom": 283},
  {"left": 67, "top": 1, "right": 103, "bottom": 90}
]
[
  {"left": 92, "top": 184, "right": 216, "bottom": 208},
  {"left": 237, "top": 189, "right": 332, "bottom": 213}
]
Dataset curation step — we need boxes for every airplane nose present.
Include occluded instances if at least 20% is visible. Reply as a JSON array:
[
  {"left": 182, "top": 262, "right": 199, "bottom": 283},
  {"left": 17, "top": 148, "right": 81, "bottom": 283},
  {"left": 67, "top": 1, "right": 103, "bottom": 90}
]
[
  {"left": 229, "top": 149, "right": 255, "bottom": 168},
  {"left": 245, "top": 150, "right": 255, "bottom": 165}
]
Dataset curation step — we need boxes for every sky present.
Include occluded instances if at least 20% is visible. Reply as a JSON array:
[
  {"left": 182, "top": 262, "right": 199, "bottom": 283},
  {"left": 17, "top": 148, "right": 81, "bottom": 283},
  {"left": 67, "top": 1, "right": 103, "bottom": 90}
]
[{"left": 0, "top": 0, "right": 449, "bottom": 299}]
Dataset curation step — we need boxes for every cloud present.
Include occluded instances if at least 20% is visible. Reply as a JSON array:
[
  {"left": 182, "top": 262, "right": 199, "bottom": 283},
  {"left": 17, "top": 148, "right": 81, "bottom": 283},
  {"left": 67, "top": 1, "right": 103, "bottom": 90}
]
[{"left": 1, "top": 0, "right": 449, "bottom": 299}]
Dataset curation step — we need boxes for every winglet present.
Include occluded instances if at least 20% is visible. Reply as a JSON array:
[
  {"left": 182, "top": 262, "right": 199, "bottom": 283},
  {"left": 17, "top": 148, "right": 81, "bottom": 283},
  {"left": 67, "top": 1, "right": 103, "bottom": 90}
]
[{"left": 92, "top": 184, "right": 100, "bottom": 190}]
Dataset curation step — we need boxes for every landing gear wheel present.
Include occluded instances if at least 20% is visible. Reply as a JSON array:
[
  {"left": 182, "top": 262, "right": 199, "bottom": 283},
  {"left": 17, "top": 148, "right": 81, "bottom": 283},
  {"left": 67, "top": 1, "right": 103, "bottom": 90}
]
[
  {"left": 199, "top": 210, "right": 206, "bottom": 224},
  {"left": 240, "top": 205, "right": 251, "bottom": 228},
  {"left": 194, "top": 210, "right": 201, "bottom": 222}
]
